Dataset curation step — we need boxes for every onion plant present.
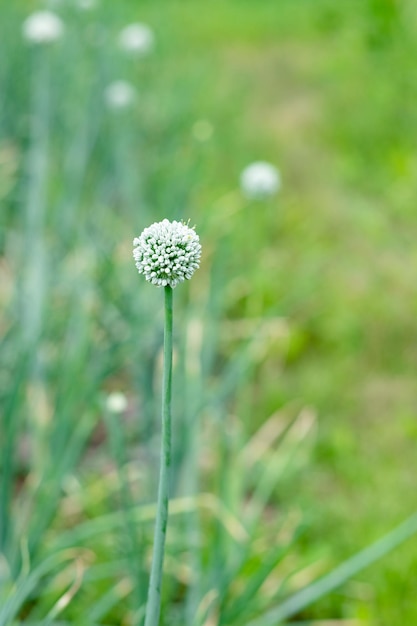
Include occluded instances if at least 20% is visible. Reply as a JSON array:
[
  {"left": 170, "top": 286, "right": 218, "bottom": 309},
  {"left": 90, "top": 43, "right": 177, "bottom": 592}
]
[{"left": 133, "top": 219, "right": 201, "bottom": 625}]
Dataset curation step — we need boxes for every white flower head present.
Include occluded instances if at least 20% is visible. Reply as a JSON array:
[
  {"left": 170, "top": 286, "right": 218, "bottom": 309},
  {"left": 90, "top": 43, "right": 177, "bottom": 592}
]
[
  {"left": 119, "top": 23, "right": 154, "bottom": 56},
  {"left": 106, "top": 392, "right": 128, "bottom": 414},
  {"left": 133, "top": 219, "right": 201, "bottom": 288},
  {"left": 76, "top": 0, "right": 98, "bottom": 9},
  {"left": 104, "top": 81, "right": 136, "bottom": 110},
  {"left": 240, "top": 161, "right": 281, "bottom": 200},
  {"left": 22, "top": 11, "right": 64, "bottom": 44}
]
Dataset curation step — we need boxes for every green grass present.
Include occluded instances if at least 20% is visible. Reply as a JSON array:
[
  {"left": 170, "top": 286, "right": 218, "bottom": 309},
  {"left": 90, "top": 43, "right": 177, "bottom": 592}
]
[{"left": 1, "top": 0, "right": 417, "bottom": 624}]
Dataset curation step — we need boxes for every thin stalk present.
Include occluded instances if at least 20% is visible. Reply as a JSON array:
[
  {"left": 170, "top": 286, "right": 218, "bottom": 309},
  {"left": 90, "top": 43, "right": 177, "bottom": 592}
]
[{"left": 144, "top": 286, "right": 173, "bottom": 626}]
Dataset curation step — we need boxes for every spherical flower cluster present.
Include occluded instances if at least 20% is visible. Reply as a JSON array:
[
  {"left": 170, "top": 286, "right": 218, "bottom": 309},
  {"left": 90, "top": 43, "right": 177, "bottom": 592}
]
[
  {"left": 133, "top": 219, "right": 201, "bottom": 288},
  {"left": 119, "top": 23, "right": 154, "bottom": 56},
  {"left": 22, "top": 11, "right": 64, "bottom": 44},
  {"left": 77, "top": 0, "right": 98, "bottom": 10},
  {"left": 104, "top": 80, "right": 136, "bottom": 110},
  {"left": 106, "top": 392, "right": 128, "bottom": 414},
  {"left": 240, "top": 161, "right": 281, "bottom": 199}
]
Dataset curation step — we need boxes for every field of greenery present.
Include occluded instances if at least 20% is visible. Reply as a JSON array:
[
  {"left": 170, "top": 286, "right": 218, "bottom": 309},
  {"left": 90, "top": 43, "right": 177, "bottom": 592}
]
[{"left": 1, "top": 0, "right": 417, "bottom": 624}]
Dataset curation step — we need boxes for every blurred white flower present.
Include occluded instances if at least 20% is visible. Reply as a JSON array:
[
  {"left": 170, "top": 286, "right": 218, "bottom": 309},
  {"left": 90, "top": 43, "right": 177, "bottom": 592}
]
[
  {"left": 240, "top": 161, "right": 281, "bottom": 199},
  {"left": 104, "top": 81, "right": 136, "bottom": 110},
  {"left": 119, "top": 23, "right": 154, "bottom": 56},
  {"left": 77, "top": 0, "right": 98, "bottom": 9},
  {"left": 22, "top": 11, "right": 64, "bottom": 44},
  {"left": 106, "top": 392, "right": 128, "bottom": 414},
  {"left": 133, "top": 219, "right": 201, "bottom": 288}
]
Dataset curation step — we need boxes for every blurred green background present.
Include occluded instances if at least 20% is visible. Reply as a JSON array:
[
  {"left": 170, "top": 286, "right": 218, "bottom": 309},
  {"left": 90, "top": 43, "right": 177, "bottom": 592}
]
[{"left": 1, "top": 0, "right": 417, "bottom": 624}]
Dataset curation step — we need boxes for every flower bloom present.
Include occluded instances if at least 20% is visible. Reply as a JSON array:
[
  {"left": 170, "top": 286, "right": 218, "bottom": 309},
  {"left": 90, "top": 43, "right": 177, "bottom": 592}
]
[
  {"left": 104, "top": 81, "right": 136, "bottom": 110},
  {"left": 77, "top": 0, "right": 98, "bottom": 10},
  {"left": 106, "top": 392, "right": 128, "bottom": 414},
  {"left": 22, "top": 11, "right": 64, "bottom": 44},
  {"left": 119, "top": 23, "right": 154, "bottom": 56},
  {"left": 133, "top": 219, "right": 201, "bottom": 288},
  {"left": 240, "top": 161, "right": 281, "bottom": 199}
]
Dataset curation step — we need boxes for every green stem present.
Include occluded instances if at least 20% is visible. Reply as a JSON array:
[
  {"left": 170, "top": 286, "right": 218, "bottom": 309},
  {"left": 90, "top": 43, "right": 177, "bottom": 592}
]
[{"left": 144, "top": 286, "right": 173, "bottom": 626}]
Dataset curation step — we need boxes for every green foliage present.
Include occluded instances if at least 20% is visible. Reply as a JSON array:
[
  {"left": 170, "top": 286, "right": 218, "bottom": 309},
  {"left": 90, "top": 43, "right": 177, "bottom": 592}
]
[{"left": 1, "top": 0, "right": 417, "bottom": 624}]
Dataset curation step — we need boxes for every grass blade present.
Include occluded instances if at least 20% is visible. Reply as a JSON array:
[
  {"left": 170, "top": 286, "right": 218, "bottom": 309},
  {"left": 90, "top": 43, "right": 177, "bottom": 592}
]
[{"left": 245, "top": 512, "right": 417, "bottom": 626}]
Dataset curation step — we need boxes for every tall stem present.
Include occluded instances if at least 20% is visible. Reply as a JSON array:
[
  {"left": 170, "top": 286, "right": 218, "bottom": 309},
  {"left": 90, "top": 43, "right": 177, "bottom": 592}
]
[{"left": 144, "top": 286, "right": 173, "bottom": 626}]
